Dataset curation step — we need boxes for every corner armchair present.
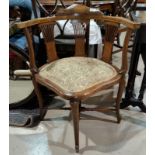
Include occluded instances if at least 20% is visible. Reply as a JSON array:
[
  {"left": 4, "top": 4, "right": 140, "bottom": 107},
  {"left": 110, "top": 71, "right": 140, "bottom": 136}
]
[{"left": 16, "top": 4, "right": 140, "bottom": 152}]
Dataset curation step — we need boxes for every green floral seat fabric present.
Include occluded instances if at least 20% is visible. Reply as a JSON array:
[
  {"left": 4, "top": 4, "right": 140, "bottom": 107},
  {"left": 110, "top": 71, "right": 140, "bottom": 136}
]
[{"left": 39, "top": 57, "right": 117, "bottom": 93}]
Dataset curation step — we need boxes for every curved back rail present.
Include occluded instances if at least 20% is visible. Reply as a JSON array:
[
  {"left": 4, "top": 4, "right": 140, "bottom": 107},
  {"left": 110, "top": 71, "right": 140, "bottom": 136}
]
[{"left": 16, "top": 5, "right": 140, "bottom": 75}]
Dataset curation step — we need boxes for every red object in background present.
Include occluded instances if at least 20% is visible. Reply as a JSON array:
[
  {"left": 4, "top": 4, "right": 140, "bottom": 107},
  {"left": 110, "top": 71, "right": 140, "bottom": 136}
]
[
  {"left": 137, "top": 0, "right": 146, "bottom": 3},
  {"left": 9, "top": 51, "right": 17, "bottom": 59}
]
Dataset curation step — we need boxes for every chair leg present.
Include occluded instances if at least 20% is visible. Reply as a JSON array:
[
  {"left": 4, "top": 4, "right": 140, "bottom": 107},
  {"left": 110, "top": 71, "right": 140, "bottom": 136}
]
[
  {"left": 79, "top": 101, "right": 82, "bottom": 119},
  {"left": 116, "top": 77, "right": 125, "bottom": 123},
  {"left": 70, "top": 100, "right": 80, "bottom": 153},
  {"left": 32, "top": 78, "right": 46, "bottom": 119}
]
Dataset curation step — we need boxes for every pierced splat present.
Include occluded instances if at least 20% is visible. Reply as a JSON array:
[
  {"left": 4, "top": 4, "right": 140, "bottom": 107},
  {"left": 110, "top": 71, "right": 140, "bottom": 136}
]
[
  {"left": 71, "top": 20, "right": 89, "bottom": 56},
  {"left": 102, "top": 23, "right": 119, "bottom": 63},
  {"left": 39, "top": 22, "right": 58, "bottom": 62}
]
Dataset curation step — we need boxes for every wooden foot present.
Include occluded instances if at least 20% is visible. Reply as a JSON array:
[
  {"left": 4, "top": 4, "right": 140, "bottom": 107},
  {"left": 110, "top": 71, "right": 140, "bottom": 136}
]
[{"left": 116, "top": 77, "right": 125, "bottom": 123}]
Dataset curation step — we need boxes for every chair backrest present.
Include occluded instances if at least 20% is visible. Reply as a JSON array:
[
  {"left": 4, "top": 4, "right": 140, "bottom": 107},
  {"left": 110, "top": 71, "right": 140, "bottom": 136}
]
[{"left": 16, "top": 4, "right": 140, "bottom": 75}]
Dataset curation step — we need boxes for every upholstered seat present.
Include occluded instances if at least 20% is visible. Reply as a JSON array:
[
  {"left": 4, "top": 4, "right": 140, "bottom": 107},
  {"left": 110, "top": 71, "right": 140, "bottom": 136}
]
[{"left": 38, "top": 57, "right": 117, "bottom": 93}]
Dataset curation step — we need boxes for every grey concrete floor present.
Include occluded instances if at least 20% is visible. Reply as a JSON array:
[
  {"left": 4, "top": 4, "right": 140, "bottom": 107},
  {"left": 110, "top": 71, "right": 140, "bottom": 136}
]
[{"left": 9, "top": 108, "right": 145, "bottom": 155}]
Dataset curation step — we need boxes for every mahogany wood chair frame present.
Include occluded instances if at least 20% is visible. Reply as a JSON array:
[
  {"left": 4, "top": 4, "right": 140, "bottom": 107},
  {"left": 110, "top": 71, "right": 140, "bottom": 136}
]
[{"left": 16, "top": 4, "right": 139, "bottom": 152}]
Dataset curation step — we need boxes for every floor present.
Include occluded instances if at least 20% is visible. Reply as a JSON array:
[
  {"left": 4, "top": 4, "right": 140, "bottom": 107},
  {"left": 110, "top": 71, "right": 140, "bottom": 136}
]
[
  {"left": 9, "top": 49, "right": 146, "bottom": 155},
  {"left": 9, "top": 109, "right": 145, "bottom": 155}
]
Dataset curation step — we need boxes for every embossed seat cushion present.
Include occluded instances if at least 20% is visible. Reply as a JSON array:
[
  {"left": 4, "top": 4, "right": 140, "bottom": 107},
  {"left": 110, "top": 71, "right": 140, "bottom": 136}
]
[{"left": 39, "top": 57, "right": 117, "bottom": 93}]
